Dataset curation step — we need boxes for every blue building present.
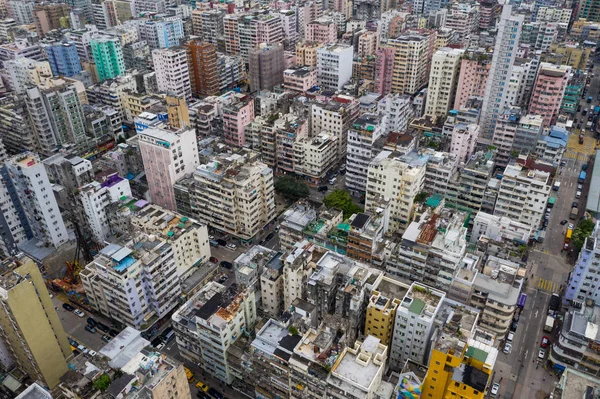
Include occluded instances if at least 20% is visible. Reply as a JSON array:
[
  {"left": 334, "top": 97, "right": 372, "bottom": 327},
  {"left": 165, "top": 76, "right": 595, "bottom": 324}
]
[{"left": 45, "top": 41, "right": 82, "bottom": 77}]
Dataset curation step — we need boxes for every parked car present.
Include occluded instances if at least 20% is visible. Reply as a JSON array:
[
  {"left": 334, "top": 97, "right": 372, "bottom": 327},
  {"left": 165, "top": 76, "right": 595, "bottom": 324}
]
[
  {"left": 564, "top": 242, "right": 570, "bottom": 250},
  {"left": 218, "top": 275, "right": 228, "bottom": 283},
  {"left": 513, "top": 314, "right": 520, "bottom": 322},
  {"left": 62, "top": 303, "right": 75, "bottom": 312},
  {"left": 541, "top": 336, "right": 550, "bottom": 348},
  {"left": 578, "top": 184, "right": 583, "bottom": 190},
  {"left": 220, "top": 261, "right": 233, "bottom": 269},
  {"left": 101, "top": 334, "right": 112, "bottom": 343},
  {"left": 209, "top": 257, "right": 219, "bottom": 264},
  {"left": 197, "top": 392, "right": 210, "bottom": 399},
  {"left": 151, "top": 337, "right": 163, "bottom": 347},
  {"left": 538, "top": 349, "right": 546, "bottom": 359},
  {"left": 209, "top": 240, "right": 219, "bottom": 247},
  {"left": 109, "top": 329, "right": 119, "bottom": 337},
  {"left": 74, "top": 309, "right": 85, "bottom": 318},
  {"left": 87, "top": 349, "right": 97, "bottom": 358},
  {"left": 225, "top": 243, "right": 237, "bottom": 250},
  {"left": 329, "top": 177, "right": 337, "bottom": 185},
  {"left": 68, "top": 338, "right": 79, "bottom": 347},
  {"left": 318, "top": 185, "right": 328, "bottom": 192},
  {"left": 491, "top": 383, "right": 500, "bottom": 396},
  {"left": 216, "top": 239, "right": 227, "bottom": 246},
  {"left": 577, "top": 191, "right": 582, "bottom": 199},
  {"left": 265, "top": 232, "right": 275, "bottom": 241},
  {"left": 87, "top": 317, "right": 97, "bottom": 327},
  {"left": 96, "top": 323, "right": 110, "bottom": 333},
  {"left": 207, "top": 388, "right": 223, "bottom": 399},
  {"left": 572, "top": 201, "right": 579, "bottom": 208},
  {"left": 510, "top": 321, "right": 518, "bottom": 331},
  {"left": 85, "top": 325, "right": 97, "bottom": 334},
  {"left": 560, "top": 219, "right": 568, "bottom": 225},
  {"left": 568, "top": 223, "right": 574, "bottom": 230},
  {"left": 506, "top": 332, "right": 514, "bottom": 342},
  {"left": 503, "top": 343, "right": 512, "bottom": 354}
]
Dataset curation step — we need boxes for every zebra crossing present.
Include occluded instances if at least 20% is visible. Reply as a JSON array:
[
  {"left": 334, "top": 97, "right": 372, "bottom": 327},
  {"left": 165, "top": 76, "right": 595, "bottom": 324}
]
[
  {"left": 563, "top": 151, "right": 591, "bottom": 161},
  {"left": 537, "top": 277, "right": 560, "bottom": 293}
]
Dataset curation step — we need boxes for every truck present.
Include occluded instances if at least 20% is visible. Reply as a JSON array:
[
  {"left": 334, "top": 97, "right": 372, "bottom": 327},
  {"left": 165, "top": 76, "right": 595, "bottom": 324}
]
[
  {"left": 553, "top": 181, "right": 561, "bottom": 191},
  {"left": 548, "top": 197, "right": 556, "bottom": 208},
  {"left": 544, "top": 315, "right": 555, "bottom": 332},
  {"left": 570, "top": 207, "right": 579, "bottom": 219},
  {"left": 517, "top": 293, "right": 527, "bottom": 308},
  {"left": 538, "top": 230, "right": 546, "bottom": 243},
  {"left": 588, "top": 96, "right": 593, "bottom": 103},
  {"left": 579, "top": 171, "right": 587, "bottom": 183}
]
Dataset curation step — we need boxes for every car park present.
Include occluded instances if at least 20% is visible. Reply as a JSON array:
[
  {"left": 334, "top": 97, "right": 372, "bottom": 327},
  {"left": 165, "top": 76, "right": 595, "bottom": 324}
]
[
  {"left": 85, "top": 325, "right": 97, "bottom": 333},
  {"left": 74, "top": 309, "right": 85, "bottom": 317},
  {"left": 503, "top": 343, "right": 512, "bottom": 354},
  {"left": 62, "top": 303, "right": 75, "bottom": 312},
  {"left": 491, "top": 383, "right": 500, "bottom": 396},
  {"left": 538, "top": 349, "right": 546, "bottom": 359},
  {"left": 541, "top": 336, "right": 550, "bottom": 348}
]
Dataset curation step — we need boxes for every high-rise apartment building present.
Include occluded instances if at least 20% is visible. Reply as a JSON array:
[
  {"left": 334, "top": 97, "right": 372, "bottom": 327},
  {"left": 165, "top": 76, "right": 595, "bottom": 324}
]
[
  {"left": 528, "top": 63, "right": 571, "bottom": 127},
  {"left": 171, "top": 282, "right": 256, "bottom": 384},
  {"left": 7, "top": 0, "right": 34, "bottom": 25},
  {"left": 33, "top": 3, "right": 69, "bottom": 38},
  {"left": 81, "top": 237, "right": 182, "bottom": 329},
  {"left": 425, "top": 47, "right": 464, "bottom": 117},
  {"left": 138, "top": 17, "right": 184, "bottom": 49},
  {"left": 24, "top": 80, "right": 88, "bottom": 155},
  {"left": 4, "top": 57, "right": 51, "bottom": 93},
  {"left": 189, "top": 152, "right": 275, "bottom": 242},
  {"left": 131, "top": 0, "right": 166, "bottom": 15},
  {"left": 152, "top": 47, "right": 192, "bottom": 100},
  {"left": 249, "top": 43, "right": 285, "bottom": 92},
  {"left": 138, "top": 126, "right": 198, "bottom": 211},
  {"left": 316, "top": 43, "right": 353, "bottom": 91},
  {"left": 310, "top": 95, "right": 359, "bottom": 159},
  {"left": 305, "top": 18, "right": 337, "bottom": 43},
  {"left": 4, "top": 153, "right": 69, "bottom": 248},
  {"left": 222, "top": 91, "right": 255, "bottom": 146},
  {"left": 44, "top": 41, "right": 82, "bottom": 77},
  {"left": 187, "top": 40, "right": 219, "bottom": 97},
  {"left": 494, "top": 163, "right": 550, "bottom": 234},
  {"left": 90, "top": 36, "right": 125, "bottom": 82},
  {"left": 577, "top": 0, "right": 600, "bottom": 22},
  {"left": 389, "top": 31, "right": 436, "bottom": 95},
  {"left": 296, "top": 40, "right": 323, "bottom": 66},
  {"left": 374, "top": 46, "right": 396, "bottom": 96},
  {"left": 0, "top": 256, "right": 71, "bottom": 389},
  {"left": 492, "top": 108, "right": 544, "bottom": 167},
  {"left": 346, "top": 113, "right": 386, "bottom": 194},
  {"left": 480, "top": 5, "right": 523, "bottom": 143},
  {"left": 450, "top": 123, "right": 480, "bottom": 164},
  {"left": 454, "top": 50, "right": 491, "bottom": 110}
]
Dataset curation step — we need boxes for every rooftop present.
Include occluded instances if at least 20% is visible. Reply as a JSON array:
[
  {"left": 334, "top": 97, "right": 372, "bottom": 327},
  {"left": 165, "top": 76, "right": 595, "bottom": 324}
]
[{"left": 400, "top": 283, "right": 445, "bottom": 318}]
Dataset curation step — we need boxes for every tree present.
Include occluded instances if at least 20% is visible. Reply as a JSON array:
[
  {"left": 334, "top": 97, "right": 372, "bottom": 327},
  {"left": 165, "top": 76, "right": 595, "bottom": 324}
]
[
  {"left": 323, "top": 190, "right": 363, "bottom": 219},
  {"left": 274, "top": 176, "right": 310, "bottom": 201},
  {"left": 572, "top": 219, "right": 595, "bottom": 251},
  {"left": 93, "top": 374, "right": 111, "bottom": 391},
  {"left": 288, "top": 326, "right": 299, "bottom": 335},
  {"left": 415, "top": 192, "right": 428, "bottom": 204}
]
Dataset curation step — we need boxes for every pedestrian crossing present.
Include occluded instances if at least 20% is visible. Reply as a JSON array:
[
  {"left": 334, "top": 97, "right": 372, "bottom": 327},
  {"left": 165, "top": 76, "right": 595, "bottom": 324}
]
[
  {"left": 563, "top": 151, "right": 591, "bottom": 162},
  {"left": 537, "top": 277, "right": 560, "bottom": 293}
]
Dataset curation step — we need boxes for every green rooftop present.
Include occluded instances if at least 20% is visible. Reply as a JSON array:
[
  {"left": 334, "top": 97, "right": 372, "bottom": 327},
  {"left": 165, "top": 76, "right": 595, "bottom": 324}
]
[
  {"left": 466, "top": 346, "right": 489, "bottom": 363},
  {"left": 426, "top": 193, "right": 444, "bottom": 208},
  {"left": 409, "top": 298, "right": 425, "bottom": 314}
]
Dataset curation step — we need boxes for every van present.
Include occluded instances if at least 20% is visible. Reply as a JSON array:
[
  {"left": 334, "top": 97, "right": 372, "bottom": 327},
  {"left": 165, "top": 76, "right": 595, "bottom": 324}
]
[
  {"left": 577, "top": 191, "right": 582, "bottom": 199},
  {"left": 507, "top": 331, "right": 514, "bottom": 342}
]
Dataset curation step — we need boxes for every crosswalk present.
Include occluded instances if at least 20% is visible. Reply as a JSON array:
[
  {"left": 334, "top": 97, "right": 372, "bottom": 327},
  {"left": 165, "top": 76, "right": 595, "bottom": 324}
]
[
  {"left": 537, "top": 277, "right": 560, "bottom": 293},
  {"left": 563, "top": 151, "right": 591, "bottom": 162}
]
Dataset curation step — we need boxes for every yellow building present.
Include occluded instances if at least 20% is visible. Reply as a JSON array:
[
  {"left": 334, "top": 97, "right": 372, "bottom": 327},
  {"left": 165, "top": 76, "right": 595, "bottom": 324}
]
[
  {"left": 421, "top": 306, "right": 495, "bottom": 399},
  {"left": 542, "top": 43, "right": 591, "bottom": 70},
  {"left": 122, "top": 90, "right": 164, "bottom": 121},
  {"left": 166, "top": 95, "right": 190, "bottom": 129},
  {"left": 0, "top": 257, "right": 71, "bottom": 389},
  {"left": 364, "top": 290, "right": 401, "bottom": 345},
  {"left": 296, "top": 40, "right": 324, "bottom": 66}
]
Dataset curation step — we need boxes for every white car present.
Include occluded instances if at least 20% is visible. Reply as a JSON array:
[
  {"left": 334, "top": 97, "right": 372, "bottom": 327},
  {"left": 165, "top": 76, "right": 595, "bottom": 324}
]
[
  {"left": 538, "top": 349, "right": 546, "bottom": 359},
  {"left": 157, "top": 342, "right": 165, "bottom": 350},
  {"left": 74, "top": 309, "right": 85, "bottom": 318},
  {"left": 503, "top": 343, "right": 512, "bottom": 354},
  {"left": 226, "top": 243, "right": 237, "bottom": 250},
  {"left": 491, "top": 383, "right": 500, "bottom": 396},
  {"left": 87, "top": 349, "right": 97, "bottom": 358}
]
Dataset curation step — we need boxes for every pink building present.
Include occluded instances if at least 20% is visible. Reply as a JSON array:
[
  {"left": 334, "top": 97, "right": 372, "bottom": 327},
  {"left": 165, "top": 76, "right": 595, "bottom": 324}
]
[
  {"left": 284, "top": 67, "right": 317, "bottom": 92},
  {"left": 453, "top": 54, "right": 491, "bottom": 110},
  {"left": 305, "top": 19, "right": 337, "bottom": 44},
  {"left": 223, "top": 92, "right": 255, "bottom": 146},
  {"left": 374, "top": 46, "right": 395, "bottom": 96},
  {"left": 528, "top": 63, "right": 571, "bottom": 127},
  {"left": 138, "top": 126, "right": 199, "bottom": 211}
]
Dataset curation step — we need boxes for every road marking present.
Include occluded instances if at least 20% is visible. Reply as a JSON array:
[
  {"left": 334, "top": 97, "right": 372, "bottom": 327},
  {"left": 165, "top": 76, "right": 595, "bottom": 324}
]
[{"left": 534, "top": 310, "right": 538, "bottom": 318}]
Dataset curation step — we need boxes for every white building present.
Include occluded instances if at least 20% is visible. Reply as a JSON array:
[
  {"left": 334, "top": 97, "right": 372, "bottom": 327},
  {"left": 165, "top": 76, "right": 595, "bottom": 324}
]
[
  {"left": 566, "top": 223, "right": 600, "bottom": 306},
  {"left": 449, "top": 123, "right": 479, "bottom": 165},
  {"left": 470, "top": 211, "right": 532, "bottom": 244},
  {"left": 378, "top": 93, "right": 413, "bottom": 134},
  {"left": 129, "top": 204, "right": 211, "bottom": 280},
  {"left": 5, "top": 57, "right": 52, "bottom": 93},
  {"left": 316, "top": 43, "right": 353, "bottom": 91},
  {"left": 423, "top": 150, "right": 458, "bottom": 196},
  {"left": 80, "top": 236, "right": 182, "bottom": 329},
  {"left": 5, "top": 153, "right": 68, "bottom": 248},
  {"left": 346, "top": 113, "right": 387, "bottom": 194},
  {"left": 293, "top": 132, "right": 338, "bottom": 184},
  {"left": 191, "top": 152, "right": 275, "bottom": 242},
  {"left": 79, "top": 174, "right": 132, "bottom": 243},
  {"left": 310, "top": 96, "right": 359, "bottom": 160},
  {"left": 171, "top": 282, "right": 256, "bottom": 384},
  {"left": 424, "top": 48, "right": 464, "bottom": 117},
  {"left": 152, "top": 47, "right": 191, "bottom": 100},
  {"left": 365, "top": 151, "right": 426, "bottom": 232},
  {"left": 494, "top": 164, "right": 551, "bottom": 234},
  {"left": 390, "top": 282, "right": 445, "bottom": 369},
  {"left": 479, "top": 5, "right": 523, "bottom": 142},
  {"left": 138, "top": 126, "right": 199, "bottom": 211}
]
